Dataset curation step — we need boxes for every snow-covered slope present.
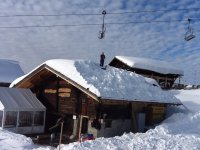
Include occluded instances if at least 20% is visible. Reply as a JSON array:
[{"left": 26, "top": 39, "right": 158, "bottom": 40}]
[{"left": 11, "top": 59, "right": 180, "bottom": 104}]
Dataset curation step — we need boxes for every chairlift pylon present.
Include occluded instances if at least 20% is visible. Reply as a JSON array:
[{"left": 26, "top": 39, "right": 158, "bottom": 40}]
[
  {"left": 185, "top": 18, "right": 195, "bottom": 41},
  {"left": 98, "top": 10, "right": 106, "bottom": 39}
]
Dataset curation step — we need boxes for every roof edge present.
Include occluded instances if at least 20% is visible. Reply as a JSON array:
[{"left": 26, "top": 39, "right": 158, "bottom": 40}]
[{"left": 100, "top": 97, "right": 182, "bottom": 105}]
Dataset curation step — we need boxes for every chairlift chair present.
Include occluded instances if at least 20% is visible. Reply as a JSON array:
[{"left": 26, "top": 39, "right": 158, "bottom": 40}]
[
  {"left": 98, "top": 10, "right": 106, "bottom": 39},
  {"left": 185, "top": 29, "right": 195, "bottom": 41},
  {"left": 98, "top": 25, "right": 106, "bottom": 39},
  {"left": 99, "top": 31, "right": 105, "bottom": 39},
  {"left": 184, "top": 18, "right": 195, "bottom": 41}
]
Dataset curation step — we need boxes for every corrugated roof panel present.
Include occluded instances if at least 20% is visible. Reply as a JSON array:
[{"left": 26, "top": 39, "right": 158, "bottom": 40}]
[{"left": 0, "top": 87, "right": 45, "bottom": 111}]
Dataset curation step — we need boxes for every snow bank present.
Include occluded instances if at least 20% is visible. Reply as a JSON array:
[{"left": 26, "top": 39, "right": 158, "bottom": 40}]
[
  {"left": 0, "top": 129, "right": 34, "bottom": 150},
  {"left": 115, "top": 56, "right": 184, "bottom": 75},
  {"left": 0, "top": 128, "right": 53, "bottom": 150},
  {"left": 61, "top": 112, "right": 200, "bottom": 150},
  {"left": 2, "top": 111, "right": 200, "bottom": 150}
]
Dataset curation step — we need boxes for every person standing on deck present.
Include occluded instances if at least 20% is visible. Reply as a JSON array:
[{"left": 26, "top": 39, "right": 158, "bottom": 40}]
[{"left": 100, "top": 52, "right": 105, "bottom": 67}]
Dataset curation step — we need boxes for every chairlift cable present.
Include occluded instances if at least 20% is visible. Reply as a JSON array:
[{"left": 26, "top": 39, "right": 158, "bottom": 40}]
[
  {"left": 107, "top": 7, "right": 200, "bottom": 15},
  {"left": 0, "top": 7, "right": 200, "bottom": 18},
  {"left": 0, "top": 18, "right": 199, "bottom": 29}
]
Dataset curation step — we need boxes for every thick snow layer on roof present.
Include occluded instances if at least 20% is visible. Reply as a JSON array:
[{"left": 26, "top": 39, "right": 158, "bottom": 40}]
[
  {"left": 37, "top": 59, "right": 180, "bottom": 104},
  {"left": 11, "top": 59, "right": 180, "bottom": 104},
  {"left": 145, "top": 77, "right": 159, "bottom": 87},
  {"left": 0, "top": 59, "right": 24, "bottom": 83},
  {"left": 115, "top": 56, "right": 184, "bottom": 75},
  {"left": 0, "top": 87, "right": 45, "bottom": 111}
]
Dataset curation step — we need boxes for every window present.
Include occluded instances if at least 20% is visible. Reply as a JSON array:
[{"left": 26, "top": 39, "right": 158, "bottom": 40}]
[
  {"left": 44, "top": 89, "right": 57, "bottom": 93},
  {"left": 34, "top": 111, "right": 44, "bottom": 126},
  {"left": 59, "top": 88, "right": 71, "bottom": 98},
  {"left": 5, "top": 111, "right": 17, "bottom": 127},
  {"left": 19, "top": 111, "right": 33, "bottom": 127}
]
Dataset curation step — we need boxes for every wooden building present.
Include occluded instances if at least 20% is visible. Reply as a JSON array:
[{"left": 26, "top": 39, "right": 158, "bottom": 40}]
[
  {"left": 109, "top": 56, "right": 184, "bottom": 89},
  {"left": 10, "top": 59, "right": 182, "bottom": 142}
]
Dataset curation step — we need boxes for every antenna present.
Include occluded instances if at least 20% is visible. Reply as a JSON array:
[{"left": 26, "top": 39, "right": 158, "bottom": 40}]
[{"left": 98, "top": 10, "right": 106, "bottom": 39}]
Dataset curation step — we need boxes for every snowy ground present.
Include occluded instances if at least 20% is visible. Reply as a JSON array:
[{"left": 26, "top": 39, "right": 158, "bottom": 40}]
[{"left": 1, "top": 89, "right": 200, "bottom": 150}]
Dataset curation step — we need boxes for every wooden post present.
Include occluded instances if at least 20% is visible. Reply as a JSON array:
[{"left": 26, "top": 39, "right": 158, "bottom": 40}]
[
  {"left": 58, "top": 121, "right": 64, "bottom": 150},
  {"left": 2, "top": 111, "right": 5, "bottom": 128},
  {"left": 78, "top": 115, "right": 83, "bottom": 141}
]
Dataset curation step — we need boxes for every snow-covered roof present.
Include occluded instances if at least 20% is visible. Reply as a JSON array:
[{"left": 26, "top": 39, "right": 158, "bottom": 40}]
[
  {"left": 113, "top": 56, "right": 184, "bottom": 75},
  {"left": 0, "top": 59, "right": 24, "bottom": 83},
  {"left": 11, "top": 59, "right": 181, "bottom": 105},
  {"left": 0, "top": 87, "right": 45, "bottom": 111}
]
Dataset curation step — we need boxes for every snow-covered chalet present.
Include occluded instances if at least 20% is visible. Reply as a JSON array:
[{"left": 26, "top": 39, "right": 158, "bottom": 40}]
[
  {"left": 109, "top": 56, "right": 184, "bottom": 89},
  {"left": 10, "top": 59, "right": 182, "bottom": 143}
]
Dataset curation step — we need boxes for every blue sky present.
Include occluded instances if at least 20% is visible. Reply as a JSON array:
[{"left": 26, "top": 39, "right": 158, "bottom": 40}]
[{"left": 0, "top": 0, "right": 200, "bottom": 84}]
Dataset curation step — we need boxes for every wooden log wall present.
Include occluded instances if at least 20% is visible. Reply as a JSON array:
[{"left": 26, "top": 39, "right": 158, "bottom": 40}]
[
  {"left": 87, "top": 97, "right": 98, "bottom": 118},
  {"left": 40, "top": 77, "right": 98, "bottom": 117},
  {"left": 58, "top": 80, "right": 77, "bottom": 114}
]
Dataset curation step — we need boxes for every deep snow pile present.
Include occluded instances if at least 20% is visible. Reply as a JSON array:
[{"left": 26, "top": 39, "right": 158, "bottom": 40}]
[
  {"left": 60, "top": 111, "right": 200, "bottom": 150},
  {"left": 73, "top": 60, "right": 178, "bottom": 103},
  {"left": 2, "top": 110, "right": 200, "bottom": 150},
  {"left": 0, "top": 129, "right": 51, "bottom": 150}
]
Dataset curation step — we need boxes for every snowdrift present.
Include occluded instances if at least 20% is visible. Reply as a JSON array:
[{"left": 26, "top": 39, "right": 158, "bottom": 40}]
[
  {"left": 1, "top": 110, "right": 200, "bottom": 150},
  {"left": 60, "top": 111, "right": 200, "bottom": 150}
]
